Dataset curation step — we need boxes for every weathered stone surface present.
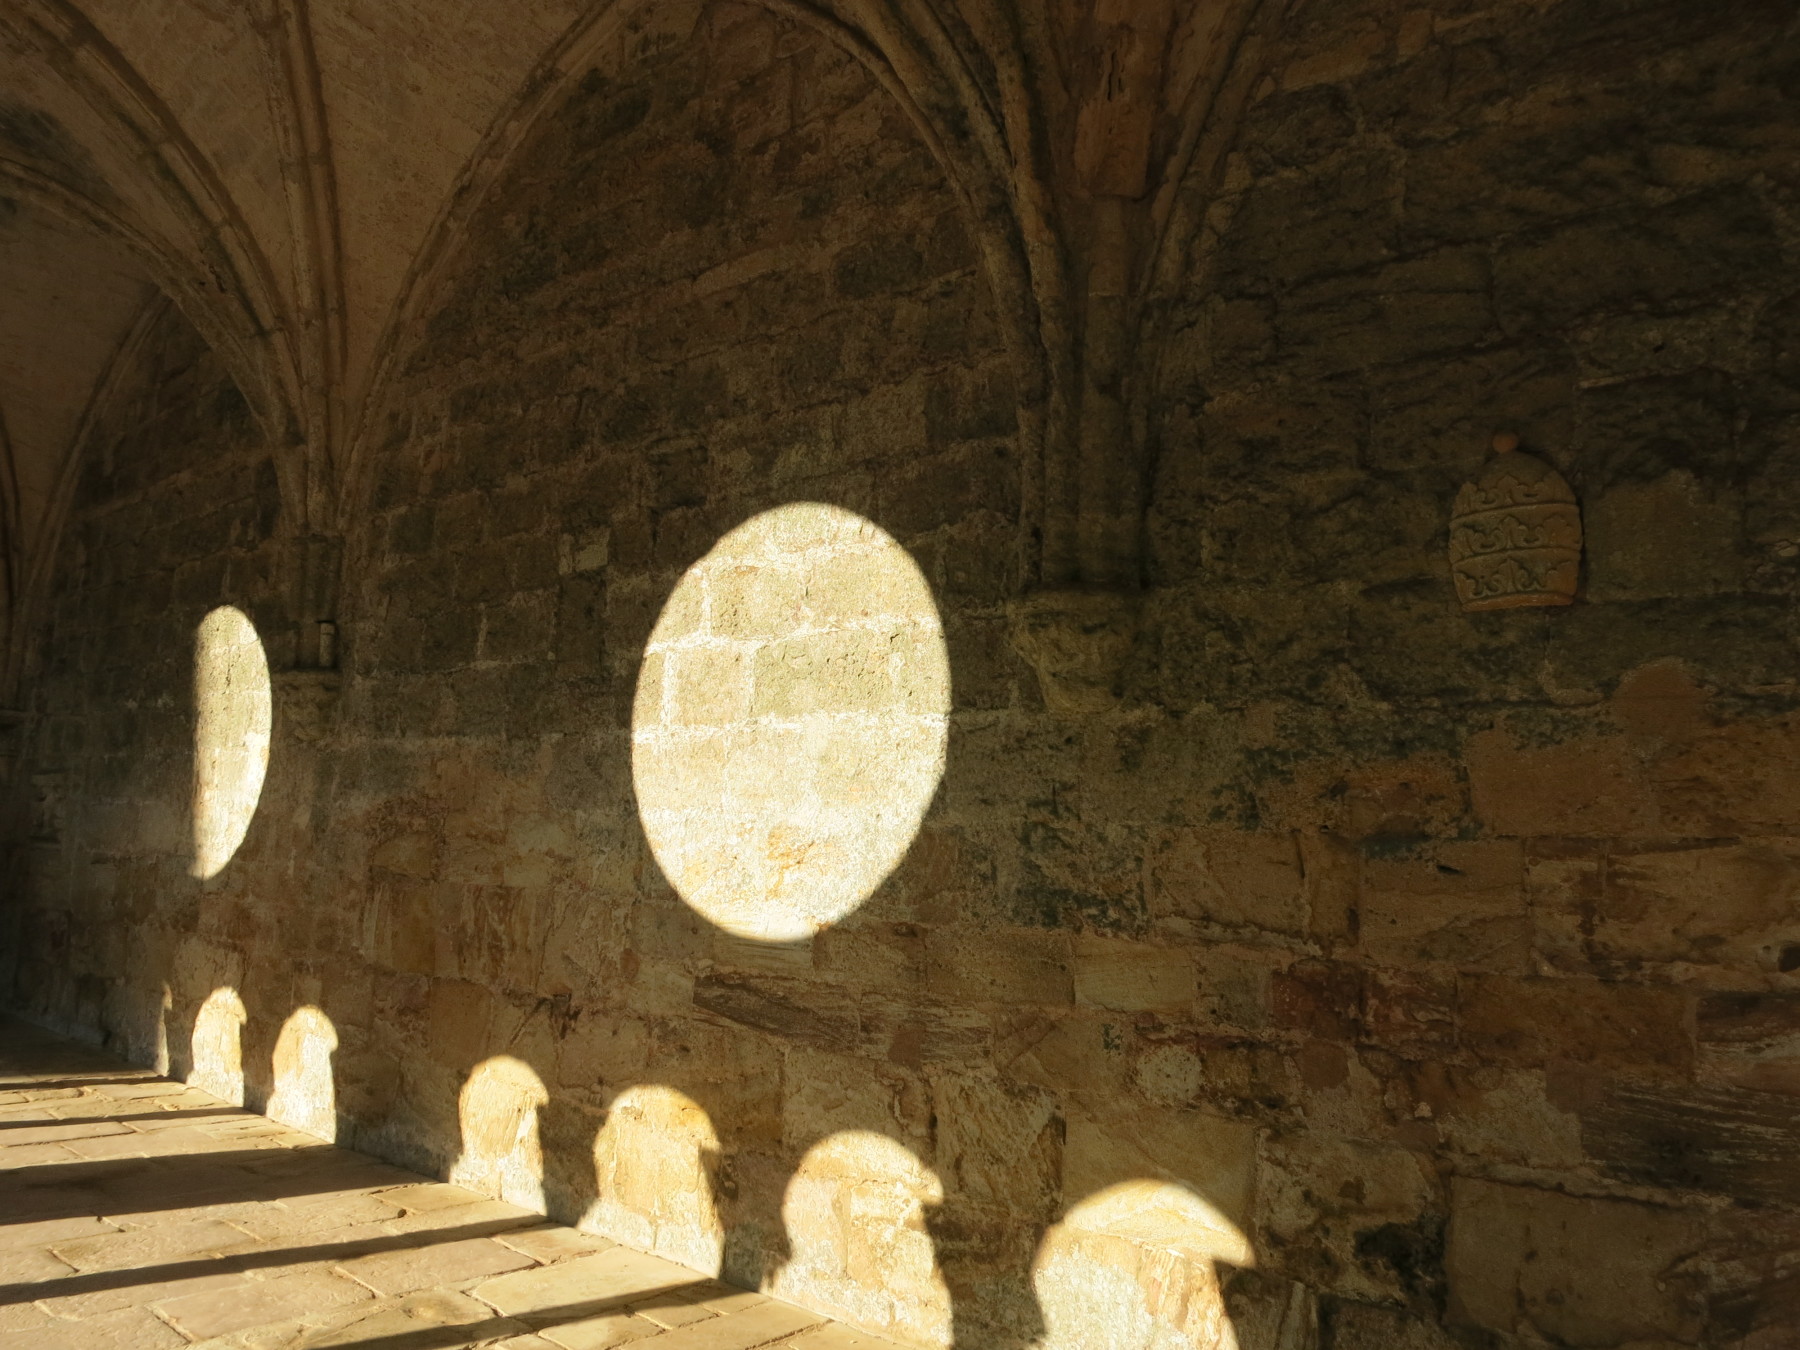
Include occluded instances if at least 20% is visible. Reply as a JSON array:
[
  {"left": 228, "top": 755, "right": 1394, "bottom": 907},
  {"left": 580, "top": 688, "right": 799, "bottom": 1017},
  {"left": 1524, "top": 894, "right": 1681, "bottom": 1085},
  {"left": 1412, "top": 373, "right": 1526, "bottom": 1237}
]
[
  {"left": 1697, "top": 990, "right": 1800, "bottom": 1095},
  {"left": 10, "top": 3, "right": 1800, "bottom": 1349},
  {"left": 1581, "top": 1080, "right": 1800, "bottom": 1204},
  {"left": 1446, "top": 1178, "right": 1702, "bottom": 1346},
  {"left": 339, "top": 1234, "right": 539, "bottom": 1296},
  {"left": 155, "top": 1267, "right": 373, "bottom": 1340},
  {"left": 473, "top": 1248, "right": 699, "bottom": 1320},
  {"left": 5, "top": 1304, "right": 189, "bottom": 1350}
]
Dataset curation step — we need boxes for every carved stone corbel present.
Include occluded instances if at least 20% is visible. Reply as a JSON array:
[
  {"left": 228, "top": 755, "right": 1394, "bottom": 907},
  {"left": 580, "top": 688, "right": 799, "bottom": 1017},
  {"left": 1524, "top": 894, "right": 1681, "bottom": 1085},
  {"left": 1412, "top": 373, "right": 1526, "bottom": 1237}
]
[{"left": 1449, "top": 434, "right": 1582, "bottom": 612}]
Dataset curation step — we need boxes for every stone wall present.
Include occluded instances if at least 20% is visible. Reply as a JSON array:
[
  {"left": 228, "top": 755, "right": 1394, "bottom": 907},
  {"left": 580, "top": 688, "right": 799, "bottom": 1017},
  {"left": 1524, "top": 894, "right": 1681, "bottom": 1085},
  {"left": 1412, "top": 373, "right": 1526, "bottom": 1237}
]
[{"left": 9, "top": 2, "right": 1800, "bottom": 1348}]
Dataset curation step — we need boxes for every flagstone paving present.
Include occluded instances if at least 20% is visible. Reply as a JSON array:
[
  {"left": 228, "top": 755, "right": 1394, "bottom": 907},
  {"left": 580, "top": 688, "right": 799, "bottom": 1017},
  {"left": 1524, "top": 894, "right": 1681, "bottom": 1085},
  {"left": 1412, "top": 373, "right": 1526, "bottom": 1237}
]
[{"left": 0, "top": 1017, "right": 899, "bottom": 1350}]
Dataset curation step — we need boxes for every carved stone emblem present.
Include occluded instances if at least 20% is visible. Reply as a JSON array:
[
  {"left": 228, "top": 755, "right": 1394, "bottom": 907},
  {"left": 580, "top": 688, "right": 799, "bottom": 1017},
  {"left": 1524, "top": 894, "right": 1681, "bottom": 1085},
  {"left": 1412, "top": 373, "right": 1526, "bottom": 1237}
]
[{"left": 1450, "top": 434, "right": 1582, "bottom": 611}]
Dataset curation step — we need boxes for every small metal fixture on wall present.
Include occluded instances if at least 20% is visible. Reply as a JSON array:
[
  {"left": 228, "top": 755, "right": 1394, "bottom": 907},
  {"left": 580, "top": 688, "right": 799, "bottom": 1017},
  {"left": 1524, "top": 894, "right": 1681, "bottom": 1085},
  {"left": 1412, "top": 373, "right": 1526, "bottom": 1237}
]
[{"left": 1449, "top": 434, "right": 1583, "bottom": 611}]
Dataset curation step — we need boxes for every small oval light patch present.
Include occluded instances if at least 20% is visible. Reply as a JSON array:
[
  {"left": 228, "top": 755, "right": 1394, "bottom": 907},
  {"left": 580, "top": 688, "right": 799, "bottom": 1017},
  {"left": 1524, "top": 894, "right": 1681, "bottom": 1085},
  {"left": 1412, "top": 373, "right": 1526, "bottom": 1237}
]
[{"left": 192, "top": 605, "right": 271, "bottom": 879}]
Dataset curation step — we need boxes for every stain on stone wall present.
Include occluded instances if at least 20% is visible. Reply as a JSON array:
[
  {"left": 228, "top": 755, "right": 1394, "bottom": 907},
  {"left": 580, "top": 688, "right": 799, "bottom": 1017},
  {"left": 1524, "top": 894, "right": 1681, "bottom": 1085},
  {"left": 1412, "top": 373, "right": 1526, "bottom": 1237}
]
[{"left": 9, "top": 1, "right": 1800, "bottom": 1348}]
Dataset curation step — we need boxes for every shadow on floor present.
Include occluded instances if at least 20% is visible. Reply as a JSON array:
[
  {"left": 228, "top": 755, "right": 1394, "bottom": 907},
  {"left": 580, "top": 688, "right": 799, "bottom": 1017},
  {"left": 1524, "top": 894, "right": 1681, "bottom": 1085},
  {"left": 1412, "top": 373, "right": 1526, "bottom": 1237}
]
[{"left": 0, "top": 1147, "right": 416, "bottom": 1225}]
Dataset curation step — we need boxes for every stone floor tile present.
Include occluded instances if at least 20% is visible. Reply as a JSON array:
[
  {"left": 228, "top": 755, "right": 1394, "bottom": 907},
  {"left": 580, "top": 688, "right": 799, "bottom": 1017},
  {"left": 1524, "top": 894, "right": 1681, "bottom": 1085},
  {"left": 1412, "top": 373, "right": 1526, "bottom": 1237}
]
[
  {"left": 700, "top": 1287, "right": 768, "bottom": 1316},
  {"left": 473, "top": 1246, "right": 700, "bottom": 1320},
  {"left": 101, "top": 1106, "right": 241, "bottom": 1130},
  {"left": 155, "top": 1268, "right": 374, "bottom": 1340},
  {"left": 539, "top": 1310, "right": 662, "bottom": 1350},
  {"left": 104, "top": 1197, "right": 291, "bottom": 1230},
  {"left": 0, "top": 1242, "right": 75, "bottom": 1281},
  {"left": 36, "top": 1267, "right": 253, "bottom": 1324},
  {"left": 0, "top": 1300, "right": 57, "bottom": 1333},
  {"left": 631, "top": 1292, "right": 718, "bottom": 1328},
  {"left": 301, "top": 1289, "right": 528, "bottom": 1348},
  {"left": 339, "top": 1233, "right": 540, "bottom": 1295},
  {"left": 0, "top": 1100, "right": 52, "bottom": 1117},
  {"left": 35, "top": 1265, "right": 256, "bottom": 1320},
  {"left": 778, "top": 1326, "right": 910, "bottom": 1349},
  {"left": 241, "top": 1156, "right": 419, "bottom": 1192},
  {"left": 640, "top": 1301, "right": 826, "bottom": 1350},
  {"left": 0, "top": 1303, "right": 189, "bottom": 1349},
  {"left": 0, "top": 1214, "right": 118, "bottom": 1250},
  {"left": 229, "top": 1193, "right": 406, "bottom": 1241},
  {"left": 379, "top": 1181, "right": 494, "bottom": 1212},
  {"left": 213, "top": 1220, "right": 404, "bottom": 1279},
  {"left": 0, "top": 1141, "right": 79, "bottom": 1167},
  {"left": 495, "top": 1223, "right": 616, "bottom": 1265},
  {"left": 497, "top": 1338, "right": 569, "bottom": 1350},
  {"left": 63, "top": 1123, "right": 253, "bottom": 1159},
  {"left": 387, "top": 1197, "right": 542, "bottom": 1235},
  {"left": 201, "top": 1118, "right": 305, "bottom": 1142},
  {"left": 0, "top": 1119, "right": 131, "bottom": 1146},
  {"left": 51, "top": 1215, "right": 253, "bottom": 1270},
  {"left": 93, "top": 1081, "right": 192, "bottom": 1100}
]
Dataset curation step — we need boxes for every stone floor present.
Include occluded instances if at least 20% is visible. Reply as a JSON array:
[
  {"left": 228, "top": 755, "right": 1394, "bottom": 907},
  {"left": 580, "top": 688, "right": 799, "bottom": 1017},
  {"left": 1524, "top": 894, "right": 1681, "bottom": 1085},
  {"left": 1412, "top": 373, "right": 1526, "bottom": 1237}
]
[{"left": 0, "top": 1016, "right": 896, "bottom": 1350}]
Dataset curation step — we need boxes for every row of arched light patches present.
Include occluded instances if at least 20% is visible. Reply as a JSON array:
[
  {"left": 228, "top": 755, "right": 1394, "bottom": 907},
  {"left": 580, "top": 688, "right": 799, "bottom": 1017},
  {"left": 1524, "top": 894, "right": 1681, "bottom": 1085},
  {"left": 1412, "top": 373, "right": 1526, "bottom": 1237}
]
[
  {"left": 181, "top": 504, "right": 1255, "bottom": 1348},
  {"left": 183, "top": 995, "right": 1254, "bottom": 1350}
]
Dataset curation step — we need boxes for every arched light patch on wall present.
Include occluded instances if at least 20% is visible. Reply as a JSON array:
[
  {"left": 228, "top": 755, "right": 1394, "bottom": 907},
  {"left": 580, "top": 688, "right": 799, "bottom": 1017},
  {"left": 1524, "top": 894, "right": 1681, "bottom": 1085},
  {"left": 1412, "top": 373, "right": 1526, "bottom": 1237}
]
[
  {"left": 189, "top": 985, "right": 247, "bottom": 1106},
  {"left": 268, "top": 1005, "right": 339, "bottom": 1142},
  {"left": 773, "top": 1131, "right": 952, "bottom": 1347},
  {"left": 632, "top": 504, "right": 951, "bottom": 941},
  {"left": 154, "top": 983, "right": 173, "bottom": 1076},
  {"left": 192, "top": 605, "right": 271, "bottom": 879},
  {"left": 1032, "top": 1180, "right": 1254, "bottom": 1350},
  {"left": 451, "top": 1055, "right": 549, "bottom": 1213},
  {"left": 585, "top": 1085, "right": 723, "bottom": 1274}
]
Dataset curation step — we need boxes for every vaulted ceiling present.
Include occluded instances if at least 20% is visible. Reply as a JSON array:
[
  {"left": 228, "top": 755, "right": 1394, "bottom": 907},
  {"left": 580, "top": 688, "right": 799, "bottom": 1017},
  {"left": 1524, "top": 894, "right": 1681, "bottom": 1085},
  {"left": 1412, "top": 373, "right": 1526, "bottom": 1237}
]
[
  {"left": 0, "top": 0, "right": 671, "bottom": 701},
  {"left": 0, "top": 0, "right": 1275, "bottom": 700},
  {"left": 0, "top": 0, "right": 610, "bottom": 538}
]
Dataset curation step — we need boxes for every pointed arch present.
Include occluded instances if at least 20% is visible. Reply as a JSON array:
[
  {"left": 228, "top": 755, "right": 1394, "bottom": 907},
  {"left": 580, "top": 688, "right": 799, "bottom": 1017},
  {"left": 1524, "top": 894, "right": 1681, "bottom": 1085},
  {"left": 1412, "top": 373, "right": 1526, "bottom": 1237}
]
[
  {"left": 337, "top": 0, "right": 1047, "bottom": 584},
  {"left": 0, "top": 1, "right": 303, "bottom": 453}
]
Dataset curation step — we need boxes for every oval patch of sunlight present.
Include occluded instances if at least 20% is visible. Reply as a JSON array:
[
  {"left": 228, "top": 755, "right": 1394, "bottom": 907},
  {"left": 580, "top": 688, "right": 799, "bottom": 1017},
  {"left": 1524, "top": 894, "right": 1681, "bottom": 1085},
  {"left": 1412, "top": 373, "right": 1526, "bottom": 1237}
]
[
  {"left": 632, "top": 503, "right": 950, "bottom": 942},
  {"left": 1032, "top": 1180, "right": 1254, "bottom": 1350},
  {"left": 192, "top": 605, "right": 272, "bottom": 879}
]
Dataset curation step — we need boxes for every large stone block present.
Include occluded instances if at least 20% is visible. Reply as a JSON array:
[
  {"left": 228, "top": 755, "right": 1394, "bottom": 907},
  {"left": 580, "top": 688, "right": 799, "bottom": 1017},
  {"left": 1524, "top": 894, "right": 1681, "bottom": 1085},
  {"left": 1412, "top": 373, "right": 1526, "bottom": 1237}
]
[
  {"left": 1581, "top": 1080, "right": 1800, "bottom": 1204},
  {"left": 1465, "top": 728, "right": 1659, "bottom": 838},
  {"left": 1063, "top": 1107, "right": 1255, "bottom": 1237},
  {"left": 1446, "top": 1178, "right": 1702, "bottom": 1346},
  {"left": 1258, "top": 1130, "right": 1440, "bottom": 1305},
  {"left": 1458, "top": 974, "right": 1692, "bottom": 1074},
  {"left": 1073, "top": 936, "right": 1195, "bottom": 1013},
  {"left": 1148, "top": 829, "right": 1308, "bottom": 938}
]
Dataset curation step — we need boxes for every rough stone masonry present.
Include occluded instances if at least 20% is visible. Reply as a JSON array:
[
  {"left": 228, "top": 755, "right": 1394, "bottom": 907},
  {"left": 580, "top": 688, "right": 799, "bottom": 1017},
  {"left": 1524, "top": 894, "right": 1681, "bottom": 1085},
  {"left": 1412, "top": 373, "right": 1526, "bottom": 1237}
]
[{"left": 5, "top": 0, "right": 1800, "bottom": 1347}]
